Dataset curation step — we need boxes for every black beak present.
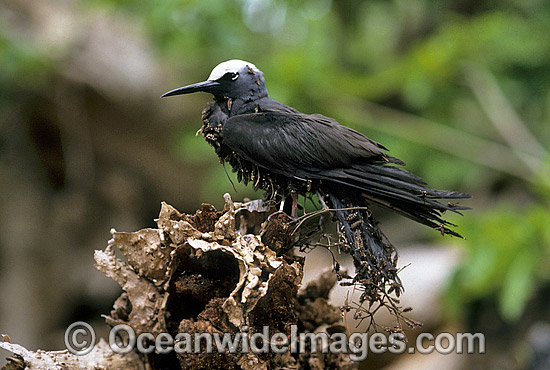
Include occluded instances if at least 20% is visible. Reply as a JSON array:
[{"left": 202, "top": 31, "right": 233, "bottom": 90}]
[{"left": 161, "top": 80, "right": 220, "bottom": 97}]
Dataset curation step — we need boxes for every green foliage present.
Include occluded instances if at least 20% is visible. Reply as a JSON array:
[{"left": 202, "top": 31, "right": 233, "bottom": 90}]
[
  {"left": 446, "top": 204, "right": 550, "bottom": 321},
  {"left": 0, "top": 33, "right": 53, "bottom": 93}
]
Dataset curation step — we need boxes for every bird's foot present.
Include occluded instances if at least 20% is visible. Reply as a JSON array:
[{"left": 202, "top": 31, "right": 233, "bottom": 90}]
[{"left": 279, "top": 190, "right": 299, "bottom": 218}]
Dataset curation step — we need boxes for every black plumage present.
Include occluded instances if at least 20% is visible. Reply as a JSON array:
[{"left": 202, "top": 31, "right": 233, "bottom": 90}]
[{"left": 163, "top": 60, "right": 470, "bottom": 297}]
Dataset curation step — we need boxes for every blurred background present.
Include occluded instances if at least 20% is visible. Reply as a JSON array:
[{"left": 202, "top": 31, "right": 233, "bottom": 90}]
[{"left": 1, "top": 0, "right": 549, "bottom": 369}]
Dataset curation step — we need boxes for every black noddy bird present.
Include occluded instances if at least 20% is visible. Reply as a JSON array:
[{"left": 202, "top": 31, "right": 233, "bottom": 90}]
[{"left": 162, "top": 59, "right": 470, "bottom": 291}]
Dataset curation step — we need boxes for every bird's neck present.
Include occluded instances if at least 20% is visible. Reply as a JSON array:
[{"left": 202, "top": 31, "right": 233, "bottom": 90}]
[
  {"left": 213, "top": 81, "right": 268, "bottom": 116},
  {"left": 214, "top": 95, "right": 267, "bottom": 116}
]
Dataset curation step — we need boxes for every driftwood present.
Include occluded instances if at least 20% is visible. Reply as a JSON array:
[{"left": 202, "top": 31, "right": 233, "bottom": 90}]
[{"left": 1, "top": 194, "right": 357, "bottom": 369}]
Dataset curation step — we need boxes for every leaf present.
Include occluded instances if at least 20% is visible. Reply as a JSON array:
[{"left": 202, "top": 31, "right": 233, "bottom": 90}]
[{"left": 499, "top": 250, "right": 537, "bottom": 321}]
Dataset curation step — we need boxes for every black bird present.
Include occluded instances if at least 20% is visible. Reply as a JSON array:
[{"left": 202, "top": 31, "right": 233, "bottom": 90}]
[{"left": 163, "top": 60, "right": 470, "bottom": 296}]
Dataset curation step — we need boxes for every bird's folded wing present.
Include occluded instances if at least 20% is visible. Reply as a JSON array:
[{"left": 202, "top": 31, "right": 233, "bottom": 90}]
[{"left": 222, "top": 111, "right": 401, "bottom": 178}]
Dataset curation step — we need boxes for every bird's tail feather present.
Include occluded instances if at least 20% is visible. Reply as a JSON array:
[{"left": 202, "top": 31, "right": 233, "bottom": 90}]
[
  {"left": 321, "top": 164, "right": 470, "bottom": 238},
  {"left": 326, "top": 190, "right": 401, "bottom": 297}
]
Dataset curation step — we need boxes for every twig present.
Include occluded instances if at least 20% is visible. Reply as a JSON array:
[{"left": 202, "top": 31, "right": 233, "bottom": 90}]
[
  {"left": 325, "top": 96, "right": 537, "bottom": 182},
  {"left": 463, "top": 63, "right": 548, "bottom": 173}
]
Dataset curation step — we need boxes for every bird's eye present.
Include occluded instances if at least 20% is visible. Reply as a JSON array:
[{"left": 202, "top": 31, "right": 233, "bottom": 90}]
[{"left": 230, "top": 72, "right": 239, "bottom": 80}]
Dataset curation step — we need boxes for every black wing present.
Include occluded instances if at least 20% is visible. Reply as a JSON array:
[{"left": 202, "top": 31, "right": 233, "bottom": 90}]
[
  {"left": 222, "top": 110, "right": 403, "bottom": 179},
  {"left": 223, "top": 108, "right": 470, "bottom": 237}
]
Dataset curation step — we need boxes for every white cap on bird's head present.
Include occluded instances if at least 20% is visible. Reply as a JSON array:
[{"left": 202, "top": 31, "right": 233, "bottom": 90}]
[{"left": 207, "top": 59, "right": 261, "bottom": 81}]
